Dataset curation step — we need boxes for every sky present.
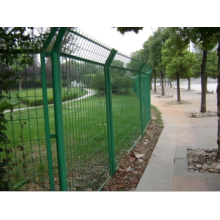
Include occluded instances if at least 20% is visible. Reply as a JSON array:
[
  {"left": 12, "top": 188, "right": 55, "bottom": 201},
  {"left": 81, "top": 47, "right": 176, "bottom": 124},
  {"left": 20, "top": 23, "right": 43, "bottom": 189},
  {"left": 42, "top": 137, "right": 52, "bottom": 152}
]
[{"left": 80, "top": 27, "right": 157, "bottom": 57}]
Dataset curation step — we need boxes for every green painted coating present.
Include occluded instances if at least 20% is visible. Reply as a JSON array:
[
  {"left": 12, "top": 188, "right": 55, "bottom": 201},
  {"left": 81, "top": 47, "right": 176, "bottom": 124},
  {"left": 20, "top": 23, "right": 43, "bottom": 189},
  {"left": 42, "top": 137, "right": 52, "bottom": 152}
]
[
  {"left": 147, "top": 75, "right": 151, "bottom": 120},
  {"left": 40, "top": 52, "right": 55, "bottom": 191},
  {"left": 50, "top": 27, "right": 69, "bottom": 191},
  {"left": 57, "top": 52, "right": 66, "bottom": 161},
  {"left": 138, "top": 64, "right": 145, "bottom": 137},
  {"left": 117, "top": 52, "right": 143, "bottom": 64},
  {"left": 51, "top": 51, "right": 67, "bottom": 191},
  {"left": 67, "top": 29, "right": 111, "bottom": 51},
  {"left": 104, "top": 49, "right": 117, "bottom": 176},
  {"left": 110, "top": 65, "right": 140, "bottom": 73},
  {"left": 52, "top": 28, "right": 68, "bottom": 52},
  {"left": 60, "top": 53, "right": 105, "bottom": 67},
  {"left": 42, "top": 27, "right": 58, "bottom": 50}
]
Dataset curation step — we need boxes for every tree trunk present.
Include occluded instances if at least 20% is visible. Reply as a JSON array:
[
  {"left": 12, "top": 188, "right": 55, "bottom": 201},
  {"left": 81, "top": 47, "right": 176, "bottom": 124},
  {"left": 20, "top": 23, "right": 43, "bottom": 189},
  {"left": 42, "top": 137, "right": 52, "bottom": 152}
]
[
  {"left": 177, "top": 73, "right": 181, "bottom": 102},
  {"left": 217, "top": 32, "right": 220, "bottom": 159},
  {"left": 165, "top": 76, "right": 166, "bottom": 86},
  {"left": 19, "top": 78, "right": 22, "bottom": 91},
  {"left": 188, "top": 78, "right": 191, "bottom": 90},
  {"left": 170, "top": 79, "right": 172, "bottom": 88},
  {"left": 161, "top": 71, "right": 165, "bottom": 96},
  {"left": 154, "top": 69, "right": 157, "bottom": 93},
  {"left": 200, "top": 50, "right": 207, "bottom": 112}
]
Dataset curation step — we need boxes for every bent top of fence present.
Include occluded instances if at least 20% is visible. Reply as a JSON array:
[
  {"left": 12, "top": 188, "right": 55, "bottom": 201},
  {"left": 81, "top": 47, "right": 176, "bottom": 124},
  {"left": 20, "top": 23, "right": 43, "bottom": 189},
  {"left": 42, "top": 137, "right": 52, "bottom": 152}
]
[{"left": 43, "top": 27, "right": 153, "bottom": 76}]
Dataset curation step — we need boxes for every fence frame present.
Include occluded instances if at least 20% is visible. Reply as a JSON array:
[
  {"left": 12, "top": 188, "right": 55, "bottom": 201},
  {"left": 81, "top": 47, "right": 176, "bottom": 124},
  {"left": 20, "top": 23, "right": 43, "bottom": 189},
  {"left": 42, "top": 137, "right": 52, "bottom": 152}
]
[
  {"left": 0, "top": 27, "right": 153, "bottom": 191},
  {"left": 44, "top": 27, "right": 153, "bottom": 190}
]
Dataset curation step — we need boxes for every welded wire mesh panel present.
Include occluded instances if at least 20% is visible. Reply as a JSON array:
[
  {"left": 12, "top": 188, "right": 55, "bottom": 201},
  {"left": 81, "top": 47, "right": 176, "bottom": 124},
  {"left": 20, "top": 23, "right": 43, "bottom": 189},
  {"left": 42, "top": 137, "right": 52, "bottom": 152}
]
[
  {"left": 60, "top": 56, "right": 110, "bottom": 191},
  {"left": 110, "top": 66, "right": 141, "bottom": 166},
  {"left": 112, "top": 52, "right": 143, "bottom": 72},
  {"left": 142, "top": 64, "right": 153, "bottom": 75},
  {"left": 1, "top": 27, "right": 153, "bottom": 191},
  {"left": 60, "top": 29, "right": 112, "bottom": 65},
  {"left": 141, "top": 74, "right": 151, "bottom": 128},
  {"left": 0, "top": 54, "right": 57, "bottom": 190}
]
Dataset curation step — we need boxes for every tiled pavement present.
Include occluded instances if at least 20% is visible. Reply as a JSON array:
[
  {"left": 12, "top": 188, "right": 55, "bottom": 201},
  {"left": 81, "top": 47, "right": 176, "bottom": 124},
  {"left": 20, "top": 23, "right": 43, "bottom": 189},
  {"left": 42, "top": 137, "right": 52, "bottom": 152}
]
[{"left": 136, "top": 85, "right": 220, "bottom": 191}]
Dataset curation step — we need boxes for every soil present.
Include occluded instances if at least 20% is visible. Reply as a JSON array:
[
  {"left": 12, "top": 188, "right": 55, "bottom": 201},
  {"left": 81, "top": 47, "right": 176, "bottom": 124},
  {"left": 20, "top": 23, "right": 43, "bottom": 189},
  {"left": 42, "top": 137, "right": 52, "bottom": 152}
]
[
  {"left": 155, "top": 95, "right": 173, "bottom": 98},
  {"left": 167, "top": 100, "right": 191, "bottom": 105},
  {"left": 102, "top": 109, "right": 163, "bottom": 191},
  {"left": 21, "top": 109, "right": 164, "bottom": 192},
  {"left": 185, "top": 111, "right": 217, "bottom": 118}
]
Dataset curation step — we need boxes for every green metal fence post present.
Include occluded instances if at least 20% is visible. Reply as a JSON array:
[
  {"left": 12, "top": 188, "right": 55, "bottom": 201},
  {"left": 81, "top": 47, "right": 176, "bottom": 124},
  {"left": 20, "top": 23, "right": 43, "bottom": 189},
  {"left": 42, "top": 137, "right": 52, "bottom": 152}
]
[
  {"left": 104, "top": 49, "right": 117, "bottom": 176},
  {"left": 51, "top": 27, "right": 68, "bottom": 191},
  {"left": 147, "top": 74, "right": 151, "bottom": 121},
  {"left": 139, "top": 63, "right": 145, "bottom": 138},
  {"left": 42, "top": 27, "right": 58, "bottom": 50},
  {"left": 40, "top": 52, "right": 55, "bottom": 191},
  {"left": 146, "top": 67, "right": 153, "bottom": 122}
]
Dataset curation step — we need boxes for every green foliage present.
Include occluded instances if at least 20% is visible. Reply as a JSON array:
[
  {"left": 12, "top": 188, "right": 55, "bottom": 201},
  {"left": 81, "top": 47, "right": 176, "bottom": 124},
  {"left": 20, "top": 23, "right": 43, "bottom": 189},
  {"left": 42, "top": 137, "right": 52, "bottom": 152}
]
[
  {"left": 9, "top": 87, "right": 86, "bottom": 108},
  {"left": 0, "top": 70, "right": 20, "bottom": 94},
  {"left": 151, "top": 105, "right": 163, "bottom": 125},
  {"left": 0, "top": 27, "right": 48, "bottom": 66},
  {"left": 112, "top": 75, "right": 133, "bottom": 94},
  {"left": 91, "top": 73, "right": 106, "bottom": 92},
  {"left": 111, "top": 60, "right": 126, "bottom": 76},
  {"left": 0, "top": 96, "right": 23, "bottom": 190},
  {"left": 12, "top": 179, "right": 28, "bottom": 191},
  {"left": 81, "top": 74, "right": 94, "bottom": 86},
  {"left": 117, "top": 27, "right": 143, "bottom": 35},
  {"left": 193, "top": 49, "right": 218, "bottom": 79},
  {"left": 127, "top": 50, "right": 149, "bottom": 73},
  {"left": 0, "top": 70, "right": 29, "bottom": 191},
  {"left": 162, "top": 38, "right": 197, "bottom": 80},
  {"left": 184, "top": 27, "right": 219, "bottom": 50},
  {"left": 91, "top": 73, "right": 133, "bottom": 94}
]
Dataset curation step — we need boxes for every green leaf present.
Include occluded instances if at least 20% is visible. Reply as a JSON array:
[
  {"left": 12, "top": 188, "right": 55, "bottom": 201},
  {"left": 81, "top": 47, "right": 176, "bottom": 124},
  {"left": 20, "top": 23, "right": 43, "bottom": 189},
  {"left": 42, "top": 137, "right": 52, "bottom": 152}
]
[
  {"left": 0, "top": 124, "right": 7, "bottom": 131},
  {"left": 0, "top": 162, "right": 8, "bottom": 167},
  {"left": 0, "top": 97, "right": 20, "bottom": 112},
  {"left": 12, "top": 178, "right": 28, "bottom": 191},
  {"left": 0, "top": 132, "right": 8, "bottom": 142},
  {"left": 0, "top": 169, "right": 7, "bottom": 177}
]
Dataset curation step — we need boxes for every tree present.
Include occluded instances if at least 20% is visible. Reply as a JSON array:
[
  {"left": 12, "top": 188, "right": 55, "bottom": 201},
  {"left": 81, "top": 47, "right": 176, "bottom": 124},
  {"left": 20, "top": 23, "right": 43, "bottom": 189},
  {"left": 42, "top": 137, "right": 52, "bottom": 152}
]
[
  {"left": 144, "top": 28, "right": 171, "bottom": 96},
  {"left": 162, "top": 38, "right": 197, "bottom": 101},
  {"left": 192, "top": 46, "right": 218, "bottom": 92},
  {"left": 0, "top": 27, "right": 47, "bottom": 65},
  {"left": 117, "top": 27, "right": 143, "bottom": 35},
  {"left": 127, "top": 49, "right": 149, "bottom": 76},
  {"left": 111, "top": 60, "right": 126, "bottom": 76},
  {"left": 116, "top": 27, "right": 220, "bottom": 159},
  {"left": 11, "top": 61, "right": 24, "bottom": 91},
  {"left": 175, "top": 27, "right": 219, "bottom": 112}
]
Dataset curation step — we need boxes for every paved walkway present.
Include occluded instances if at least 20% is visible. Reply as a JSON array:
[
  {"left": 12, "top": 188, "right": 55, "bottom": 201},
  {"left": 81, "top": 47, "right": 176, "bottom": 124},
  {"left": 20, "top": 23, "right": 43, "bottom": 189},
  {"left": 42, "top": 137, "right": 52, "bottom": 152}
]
[{"left": 136, "top": 85, "right": 220, "bottom": 191}]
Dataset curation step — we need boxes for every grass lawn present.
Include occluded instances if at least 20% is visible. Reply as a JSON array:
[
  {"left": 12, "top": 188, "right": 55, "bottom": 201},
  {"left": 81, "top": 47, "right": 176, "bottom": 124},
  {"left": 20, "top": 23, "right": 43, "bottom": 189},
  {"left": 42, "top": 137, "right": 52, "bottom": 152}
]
[
  {"left": 2, "top": 89, "right": 150, "bottom": 190},
  {"left": 9, "top": 87, "right": 87, "bottom": 108}
]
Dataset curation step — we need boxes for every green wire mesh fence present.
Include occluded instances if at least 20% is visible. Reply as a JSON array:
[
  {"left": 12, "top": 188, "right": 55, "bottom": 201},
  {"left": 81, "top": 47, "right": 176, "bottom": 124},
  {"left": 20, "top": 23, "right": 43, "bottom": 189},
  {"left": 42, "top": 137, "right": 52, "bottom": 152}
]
[{"left": 0, "top": 27, "right": 152, "bottom": 191}]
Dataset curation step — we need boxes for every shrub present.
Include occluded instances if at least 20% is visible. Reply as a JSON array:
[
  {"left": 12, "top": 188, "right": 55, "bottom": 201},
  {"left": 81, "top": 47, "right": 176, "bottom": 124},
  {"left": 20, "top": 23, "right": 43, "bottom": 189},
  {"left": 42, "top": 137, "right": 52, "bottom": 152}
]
[
  {"left": 20, "top": 93, "right": 78, "bottom": 107},
  {"left": 91, "top": 73, "right": 133, "bottom": 95},
  {"left": 81, "top": 74, "right": 95, "bottom": 87},
  {"left": 91, "top": 73, "right": 105, "bottom": 92}
]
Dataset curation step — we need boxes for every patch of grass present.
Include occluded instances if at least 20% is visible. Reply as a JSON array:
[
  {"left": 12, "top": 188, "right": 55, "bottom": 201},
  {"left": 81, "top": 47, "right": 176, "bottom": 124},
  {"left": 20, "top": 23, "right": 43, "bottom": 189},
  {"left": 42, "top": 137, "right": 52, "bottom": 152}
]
[
  {"left": 2, "top": 89, "right": 150, "bottom": 190},
  {"left": 9, "top": 87, "right": 88, "bottom": 108},
  {"left": 151, "top": 105, "right": 163, "bottom": 125}
]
